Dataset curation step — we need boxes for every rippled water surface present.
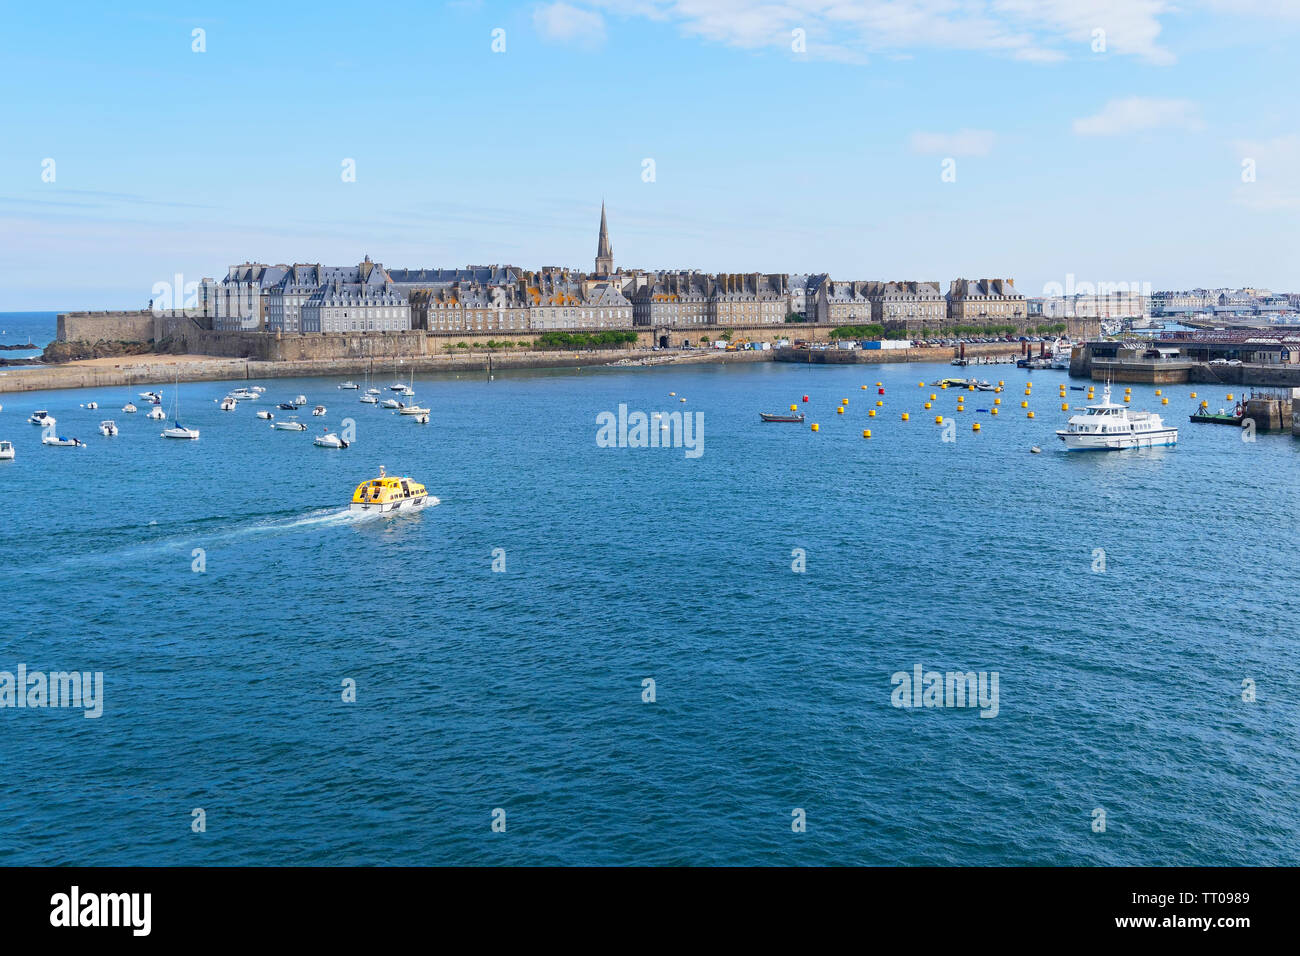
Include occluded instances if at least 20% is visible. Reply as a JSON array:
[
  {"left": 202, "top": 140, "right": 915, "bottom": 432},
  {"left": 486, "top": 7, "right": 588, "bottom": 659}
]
[{"left": 1, "top": 358, "right": 1297, "bottom": 865}]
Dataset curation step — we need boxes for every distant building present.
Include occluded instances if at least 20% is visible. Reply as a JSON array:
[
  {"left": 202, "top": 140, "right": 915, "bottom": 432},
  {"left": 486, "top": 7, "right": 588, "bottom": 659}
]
[
  {"left": 594, "top": 203, "right": 614, "bottom": 277},
  {"left": 209, "top": 263, "right": 288, "bottom": 331},
  {"left": 296, "top": 257, "right": 409, "bottom": 333},
  {"left": 946, "top": 278, "right": 1027, "bottom": 323},
  {"left": 865, "top": 281, "right": 946, "bottom": 331},
  {"left": 809, "top": 280, "right": 873, "bottom": 325}
]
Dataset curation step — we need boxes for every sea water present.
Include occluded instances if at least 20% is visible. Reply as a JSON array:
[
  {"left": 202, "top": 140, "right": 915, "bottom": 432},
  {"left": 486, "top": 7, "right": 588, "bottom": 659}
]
[{"left": 1, "top": 359, "right": 1297, "bottom": 865}]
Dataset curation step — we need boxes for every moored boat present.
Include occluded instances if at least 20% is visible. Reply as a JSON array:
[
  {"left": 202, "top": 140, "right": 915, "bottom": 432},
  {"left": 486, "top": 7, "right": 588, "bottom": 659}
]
[
  {"left": 0, "top": 440, "right": 13, "bottom": 461},
  {"left": 314, "top": 430, "right": 349, "bottom": 449},
  {"left": 28, "top": 410, "right": 55, "bottom": 427},
  {"left": 43, "top": 435, "right": 86, "bottom": 447},
  {"left": 312, "top": 405, "right": 327, "bottom": 416},
  {"left": 99, "top": 420, "right": 118, "bottom": 436},
  {"left": 220, "top": 397, "right": 238, "bottom": 411},
  {"left": 759, "top": 412, "right": 805, "bottom": 423},
  {"left": 398, "top": 404, "right": 430, "bottom": 416},
  {"left": 122, "top": 401, "right": 138, "bottom": 413},
  {"left": 1056, "top": 384, "right": 1177, "bottom": 451}
]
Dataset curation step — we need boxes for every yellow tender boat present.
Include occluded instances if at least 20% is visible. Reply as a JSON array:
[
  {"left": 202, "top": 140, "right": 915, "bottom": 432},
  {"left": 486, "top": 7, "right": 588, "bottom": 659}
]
[{"left": 350, "top": 466, "right": 432, "bottom": 514}]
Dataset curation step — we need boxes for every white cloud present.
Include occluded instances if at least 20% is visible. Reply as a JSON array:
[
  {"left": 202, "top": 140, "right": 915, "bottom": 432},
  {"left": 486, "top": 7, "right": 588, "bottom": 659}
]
[
  {"left": 1072, "top": 97, "right": 1205, "bottom": 136},
  {"left": 533, "top": 2, "right": 607, "bottom": 48},
  {"left": 910, "top": 129, "right": 996, "bottom": 156},
  {"left": 587, "top": 0, "right": 1176, "bottom": 64}
]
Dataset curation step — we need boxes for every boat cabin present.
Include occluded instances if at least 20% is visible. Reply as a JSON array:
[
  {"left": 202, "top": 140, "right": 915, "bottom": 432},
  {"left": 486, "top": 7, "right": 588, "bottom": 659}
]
[{"left": 351, "top": 475, "right": 427, "bottom": 506}]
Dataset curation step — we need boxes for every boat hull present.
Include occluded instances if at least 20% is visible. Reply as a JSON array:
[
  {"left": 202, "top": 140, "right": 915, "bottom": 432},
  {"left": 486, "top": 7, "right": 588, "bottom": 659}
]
[
  {"left": 349, "top": 494, "right": 432, "bottom": 514},
  {"left": 1056, "top": 428, "right": 1178, "bottom": 451}
]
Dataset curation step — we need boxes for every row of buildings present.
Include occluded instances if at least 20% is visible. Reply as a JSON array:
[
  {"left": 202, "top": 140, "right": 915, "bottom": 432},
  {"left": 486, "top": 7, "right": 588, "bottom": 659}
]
[
  {"left": 1150, "top": 288, "right": 1300, "bottom": 318},
  {"left": 191, "top": 205, "right": 1124, "bottom": 336}
]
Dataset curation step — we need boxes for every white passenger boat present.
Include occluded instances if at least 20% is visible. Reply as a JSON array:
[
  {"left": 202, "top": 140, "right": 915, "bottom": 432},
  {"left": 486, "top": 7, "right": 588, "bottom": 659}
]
[
  {"left": 314, "top": 430, "right": 350, "bottom": 449},
  {"left": 312, "top": 405, "right": 327, "bottom": 416},
  {"left": 273, "top": 417, "right": 308, "bottom": 431},
  {"left": 28, "top": 410, "right": 55, "bottom": 427},
  {"left": 43, "top": 435, "right": 86, "bottom": 447},
  {"left": 99, "top": 420, "right": 118, "bottom": 436},
  {"left": 398, "top": 404, "right": 430, "bottom": 416},
  {"left": 1056, "top": 384, "right": 1177, "bottom": 451},
  {"left": 349, "top": 466, "right": 434, "bottom": 514},
  {"left": 122, "top": 401, "right": 138, "bottom": 413},
  {"left": 0, "top": 440, "right": 13, "bottom": 461}
]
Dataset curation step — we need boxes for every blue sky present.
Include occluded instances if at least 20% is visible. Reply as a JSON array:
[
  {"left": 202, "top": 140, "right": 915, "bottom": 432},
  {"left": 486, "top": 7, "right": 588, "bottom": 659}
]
[{"left": 2, "top": 0, "right": 1298, "bottom": 310}]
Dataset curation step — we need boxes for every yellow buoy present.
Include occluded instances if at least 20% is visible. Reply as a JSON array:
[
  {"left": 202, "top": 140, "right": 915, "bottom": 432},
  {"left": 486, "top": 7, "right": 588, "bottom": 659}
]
[
  {"left": 994, "top": 387, "right": 1002, "bottom": 393},
  {"left": 811, "top": 423, "right": 819, "bottom": 432},
  {"left": 935, "top": 415, "right": 943, "bottom": 424},
  {"left": 868, "top": 409, "right": 875, "bottom": 417},
  {"left": 1027, "top": 411, "right": 1035, "bottom": 418},
  {"left": 930, "top": 393, "right": 937, "bottom": 400},
  {"left": 876, "top": 382, "right": 882, "bottom": 387},
  {"left": 991, "top": 407, "right": 999, "bottom": 416},
  {"left": 924, "top": 402, "right": 932, "bottom": 409},
  {"left": 1200, "top": 400, "right": 1208, "bottom": 408},
  {"left": 972, "top": 422, "right": 980, "bottom": 431},
  {"left": 968, "top": 385, "right": 975, "bottom": 391},
  {"left": 1021, "top": 400, "right": 1028, "bottom": 408},
  {"left": 842, "top": 398, "right": 849, "bottom": 404},
  {"left": 790, "top": 404, "right": 797, "bottom": 412},
  {"left": 876, "top": 400, "right": 883, "bottom": 407},
  {"left": 1161, "top": 397, "right": 1168, "bottom": 405},
  {"left": 1024, "top": 389, "right": 1031, "bottom": 396},
  {"left": 994, "top": 398, "right": 1001, "bottom": 405},
  {"left": 837, "top": 407, "right": 844, "bottom": 415},
  {"left": 998, "top": 381, "right": 1005, "bottom": 386},
  {"left": 941, "top": 384, "right": 948, "bottom": 390},
  {"left": 1155, "top": 389, "right": 1162, "bottom": 396},
  {"left": 862, "top": 385, "right": 868, "bottom": 390},
  {"left": 918, "top": 381, "right": 925, "bottom": 387},
  {"left": 1061, "top": 403, "right": 1069, "bottom": 410},
  {"left": 1190, "top": 392, "right": 1197, "bottom": 398},
  {"left": 863, "top": 429, "right": 871, "bottom": 438},
  {"left": 901, "top": 412, "right": 909, "bottom": 421},
  {"left": 1227, "top": 393, "right": 1234, "bottom": 401}
]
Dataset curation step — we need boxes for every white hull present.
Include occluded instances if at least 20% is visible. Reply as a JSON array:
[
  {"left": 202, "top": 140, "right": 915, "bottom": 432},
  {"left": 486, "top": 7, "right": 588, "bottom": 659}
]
[
  {"left": 162, "top": 428, "right": 200, "bottom": 439},
  {"left": 398, "top": 406, "right": 430, "bottom": 416},
  {"left": 349, "top": 494, "right": 435, "bottom": 514},
  {"left": 1057, "top": 428, "right": 1177, "bottom": 450}
]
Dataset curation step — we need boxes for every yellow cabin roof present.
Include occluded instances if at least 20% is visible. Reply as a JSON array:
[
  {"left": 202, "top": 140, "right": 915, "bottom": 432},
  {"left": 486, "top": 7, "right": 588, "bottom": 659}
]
[{"left": 351, "top": 475, "right": 426, "bottom": 504}]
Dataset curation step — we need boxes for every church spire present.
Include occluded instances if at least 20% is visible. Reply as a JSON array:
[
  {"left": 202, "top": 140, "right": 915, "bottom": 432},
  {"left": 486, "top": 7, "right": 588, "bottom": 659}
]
[{"left": 595, "top": 201, "right": 614, "bottom": 276}]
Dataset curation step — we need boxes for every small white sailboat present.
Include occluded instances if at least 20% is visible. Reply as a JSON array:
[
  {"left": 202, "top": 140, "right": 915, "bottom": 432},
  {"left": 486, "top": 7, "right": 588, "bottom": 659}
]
[
  {"left": 338, "top": 381, "right": 359, "bottom": 390},
  {"left": 312, "top": 405, "right": 327, "bottom": 416},
  {"left": 99, "top": 420, "right": 118, "bottom": 436},
  {"left": 0, "top": 440, "right": 13, "bottom": 461},
  {"left": 28, "top": 410, "right": 55, "bottom": 427},
  {"left": 398, "top": 404, "right": 430, "bottom": 416},
  {"left": 361, "top": 393, "right": 378, "bottom": 404},
  {"left": 161, "top": 373, "right": 199, "bottom": 439},
  {"left": 314, "top": 430, "right": 350, "bottom": 449}
]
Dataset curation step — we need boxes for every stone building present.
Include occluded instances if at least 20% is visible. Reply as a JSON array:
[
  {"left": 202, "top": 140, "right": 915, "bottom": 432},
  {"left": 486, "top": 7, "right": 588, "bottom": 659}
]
[
  {"left": 809, "top": 280, "right": 874, "bottom": 325},
  {"left": 711, "top": 273, "right": 788, "bottom": 325},
  {"left": 208, "top": 263, "right": 288, "bottom": 331},
  {"left": 865, "top": 281, "right": 946, "bottom": 331},
  {"left": 594, "top": 202, "right": 614, "bottom": 277},
  {"left": 297, "top": 257, "right": 409, "bottom": 333},
  {"left": 945, "top": 278, "right": 1027, "bottom": 324}
]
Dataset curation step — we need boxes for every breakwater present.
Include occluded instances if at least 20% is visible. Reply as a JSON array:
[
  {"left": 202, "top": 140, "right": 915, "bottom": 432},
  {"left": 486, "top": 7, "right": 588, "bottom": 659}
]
[{"left": 0, "top": 347, "right": 769, "bottom": 394}]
